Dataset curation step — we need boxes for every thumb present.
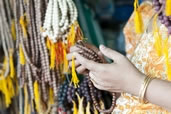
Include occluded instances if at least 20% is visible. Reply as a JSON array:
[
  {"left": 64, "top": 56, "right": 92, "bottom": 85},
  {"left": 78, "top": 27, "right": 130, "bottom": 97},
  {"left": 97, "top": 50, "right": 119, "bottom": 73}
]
[
  {"left": 97, "top": 51, "right": 107, "bottom": 63},
  {"left": 99, "top": 45, "right": 122, "bottom": 62}
]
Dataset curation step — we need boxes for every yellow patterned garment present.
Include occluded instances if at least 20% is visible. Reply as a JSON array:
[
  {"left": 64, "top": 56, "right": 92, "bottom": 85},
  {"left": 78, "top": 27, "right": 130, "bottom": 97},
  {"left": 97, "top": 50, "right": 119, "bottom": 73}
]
[{"left": 112, "top": 1, "right": 171, "bottom": 114}]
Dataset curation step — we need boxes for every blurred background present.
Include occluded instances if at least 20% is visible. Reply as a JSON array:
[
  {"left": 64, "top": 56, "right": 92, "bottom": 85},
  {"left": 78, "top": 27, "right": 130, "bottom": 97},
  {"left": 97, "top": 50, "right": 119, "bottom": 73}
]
[{"left": 75, "top": 0, "right": 143, "bottom": 55}]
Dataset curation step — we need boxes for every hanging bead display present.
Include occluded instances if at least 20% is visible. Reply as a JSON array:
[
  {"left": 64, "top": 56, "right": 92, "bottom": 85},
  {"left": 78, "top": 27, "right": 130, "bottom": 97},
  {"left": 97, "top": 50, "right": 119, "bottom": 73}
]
[
  {"left": 0, "top": 0, "right": 17, "bottom": 112},
  {"left": 152, "top": 0, "right": 171, "bottom": 81},
  {"left": 42, "top": 0, "right": 78, "bottom": 43},
  {"left": 0, "top": 0, "right": 116, "bottom": 113},
  {"left": 153, "top": 0, "right": 171, "bottom": 34}
]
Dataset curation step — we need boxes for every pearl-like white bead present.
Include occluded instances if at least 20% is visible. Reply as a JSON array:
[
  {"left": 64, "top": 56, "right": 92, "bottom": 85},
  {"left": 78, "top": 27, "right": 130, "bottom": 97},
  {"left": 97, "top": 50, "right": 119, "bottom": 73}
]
[{"left": 42, "top": 0, "right": 78, "bottom": 42}]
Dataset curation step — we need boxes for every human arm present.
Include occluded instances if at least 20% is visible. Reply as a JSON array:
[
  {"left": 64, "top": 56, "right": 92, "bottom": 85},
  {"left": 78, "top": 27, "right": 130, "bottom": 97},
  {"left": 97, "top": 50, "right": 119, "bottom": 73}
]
[{"left": 67, "top": 44, "right": 171, "bottom": 111}]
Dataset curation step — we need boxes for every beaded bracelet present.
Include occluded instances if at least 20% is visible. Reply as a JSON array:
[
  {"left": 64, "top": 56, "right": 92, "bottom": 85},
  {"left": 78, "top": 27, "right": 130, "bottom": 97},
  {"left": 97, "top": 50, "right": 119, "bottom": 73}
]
[{"left": 139, "top": 76, "right": 155, "bottom": 103}]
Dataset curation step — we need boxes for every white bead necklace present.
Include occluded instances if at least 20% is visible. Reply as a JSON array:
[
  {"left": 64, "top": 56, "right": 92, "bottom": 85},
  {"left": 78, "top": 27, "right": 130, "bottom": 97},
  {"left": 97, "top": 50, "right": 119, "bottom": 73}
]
[{"left": 42, "top": 0, "right": 78, "bottom": 43}]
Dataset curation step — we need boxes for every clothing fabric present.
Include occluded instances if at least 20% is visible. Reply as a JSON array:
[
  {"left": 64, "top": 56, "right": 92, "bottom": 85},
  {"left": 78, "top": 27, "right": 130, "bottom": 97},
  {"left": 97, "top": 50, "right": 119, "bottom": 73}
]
[{"left": 112, "top": 1, "right": 171, "bottom": 114}]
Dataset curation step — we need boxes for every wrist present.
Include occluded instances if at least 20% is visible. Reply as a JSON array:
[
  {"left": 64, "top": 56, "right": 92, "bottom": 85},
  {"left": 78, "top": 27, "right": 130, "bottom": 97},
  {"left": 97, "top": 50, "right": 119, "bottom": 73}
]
[{"left": 123, "top": 72, "right": 145, "bottom": 96}]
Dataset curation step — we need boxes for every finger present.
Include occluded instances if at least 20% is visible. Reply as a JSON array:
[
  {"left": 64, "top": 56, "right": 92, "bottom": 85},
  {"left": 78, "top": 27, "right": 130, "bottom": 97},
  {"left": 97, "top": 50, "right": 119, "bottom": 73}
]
[
  {"left": 97, "top": 51, "right": 106, "bottom": 63},
  {"left": 84, "top": 43, "right": 99, "bottom": 53},
  {"left": 74, "top": 52, "right": 103, "bottom": 71},
  {"left": 89, "top": 72, "right": 111, "bottom": 87},
  {"left": 108, "top": 89, "right": 122, "bottom": 93},
  {"left": 67, "top": 46, "right": 82, "bottom": 60},
  {"left": 90, "top": 79, "right": 105, "bottom": 91},
  {"left": 98, "top": 51, "right": 103, "bottom": 57},
  {"left": 82, "top": 70, "right": 89, "bottom": 75},
  {"left": 91, "top": 79, "right": 111, "bottom": 91},
  {"left": 76, "top": 66, "right": 86, "bottom": 74},
  {"left": 67, "top": 53, "right": 74, "bottom": 61},
  {"left": 67, "top": 53, "right": 73, "bottom": 61},
  {"left": 67, "top": 52, "right": 81, "bottom": 61},
  {"left": 99, "top": 45, "right": 123, "bottom": 62},
  {"left": 70, "top": 46, "right": 81, "bottom": 53},
  {"left": 69, "top": 60, "right": 80, "bottom": 68},
  {"left": 92, "top": 81, "right": 115, "bottom": 92},
  {"left": 89, "top": 72, "right": 103, "bottom": 83}
]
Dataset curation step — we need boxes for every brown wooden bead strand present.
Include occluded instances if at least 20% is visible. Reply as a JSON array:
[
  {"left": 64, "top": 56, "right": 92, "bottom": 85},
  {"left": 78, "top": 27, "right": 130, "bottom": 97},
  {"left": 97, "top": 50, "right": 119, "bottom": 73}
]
[
  {"left": 41, "top": 75, "right": 48, "bottom": 102},
  {"left": 41, "top": 37, "right": 51, "bottom": 83},
  {"left": 76, "top": 41, "right": 116, "bottom": 114},
  {"left": 26, "top": 64, "right": 34, "bottom": 99},
  {"left": 51, "top": 71, "right": 58, "bottom": 97}
]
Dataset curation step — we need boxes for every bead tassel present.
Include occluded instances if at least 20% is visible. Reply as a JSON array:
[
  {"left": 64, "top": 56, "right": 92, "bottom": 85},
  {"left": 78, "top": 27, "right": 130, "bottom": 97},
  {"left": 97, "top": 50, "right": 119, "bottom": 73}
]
[
  {"left": 7, "top": 77, "right": 15, "bottom": 98},
  {"left": 134, "top": 0, "right": 144, "bottom": 34},
  {"left": 9, "top": 50, "right": 15, "bottom": 78},
  {"left": 70, "top": 24, "right": 76, "bottom": 46},
  {"left": 94, "top": 105, "right": 98, "bottom": 114},
  {"left": 49, "top": 88, "right": 54, "bottom": 105},
  {"left": 100, "top": 100, "right": 105, "bottom": 110},
  {"left": 11, "top": 19, "right": 16, "bottom": 40},
  {"left": 19, "top": 44, "right": 26, "bottom": 65},
  {"left": 153, "top": 14, "right": 162, "bottom": 56},
  {"left": 68, "top": 23, "right": 76, "bottom": 48},
  {"left": 0, "top": 77, "right": 14, "bottom": 107},
  {"left": 50, "top": 43, "right": 56, "bottom": 69},
  {"left": 46, "top": 38, "right": 51, "bottom": 50},
  {"left": 63, "top": 43, "right": 68, "bottom": 73},
  {"left": 72, "top": 100, "right": 78, "bottom": 114},
  {"left": 1, "top": 57, "right": 14, "bottom": 105},
  {"left": 34, "top": 81, "right": 41, "bottom": 113},
  {"left": 163, "top": 38, "right": 171, "bottom": 81},
  {"left": 24, "top": 85, "right": 29, "bottom": 114},
  {"left": 71, "top": 56, "right": 79, "bottom": 88},
  {"left": 76, "top": 93, "right": 84, "bottom": 114},
  {"left": 86, "top": 102, "right": 91, "bottom": 114},
  {"left": 19, "top": 14, "right": 28, "bottom": 38},
  {"left": 165, "top": 0, "right": 171, "bottom": 16}
]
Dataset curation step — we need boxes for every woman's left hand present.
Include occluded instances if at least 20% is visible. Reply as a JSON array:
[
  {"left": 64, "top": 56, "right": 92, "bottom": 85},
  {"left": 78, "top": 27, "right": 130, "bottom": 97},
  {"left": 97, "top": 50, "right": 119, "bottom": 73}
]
[
  {"left": 67, "top": 42, "right": 105, "bottom": 75},
  {"left": 73, "top": 45, "right": 145, "bottom": 95}
]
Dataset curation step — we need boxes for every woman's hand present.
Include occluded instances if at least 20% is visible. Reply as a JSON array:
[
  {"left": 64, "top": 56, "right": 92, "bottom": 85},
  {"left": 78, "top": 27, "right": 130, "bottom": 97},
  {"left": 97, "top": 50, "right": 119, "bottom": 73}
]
[
  {"left": 67, "top": 42, "right": 105, "bottom": 75},
  {"left": 73, "top": 45, "right": 145, "bottom": 95},
  {"left": 67, "top": 44, "right": 171, "bottom": 111}
]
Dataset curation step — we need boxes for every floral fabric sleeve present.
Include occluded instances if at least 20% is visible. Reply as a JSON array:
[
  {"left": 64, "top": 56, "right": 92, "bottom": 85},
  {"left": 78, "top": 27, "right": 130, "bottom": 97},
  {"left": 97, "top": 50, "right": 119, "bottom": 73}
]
[{"left": 112, "top": 1, "right": 171, "bottom": 114}]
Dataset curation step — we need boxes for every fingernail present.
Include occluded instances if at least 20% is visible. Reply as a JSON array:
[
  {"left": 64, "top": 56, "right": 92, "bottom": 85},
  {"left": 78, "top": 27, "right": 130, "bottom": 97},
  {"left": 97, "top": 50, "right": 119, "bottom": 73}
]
[
  {"left": 73, "top": 52, "right": 79, "bottom": 57},
  {"left": 79, "top": 50, "right": 83, "bottom": 53},
  {"left": 100, "top": 45, "right": 105, "bottom": 50},
  {"left": 73, "top": 52, "right": 77, "bottom": 56}
]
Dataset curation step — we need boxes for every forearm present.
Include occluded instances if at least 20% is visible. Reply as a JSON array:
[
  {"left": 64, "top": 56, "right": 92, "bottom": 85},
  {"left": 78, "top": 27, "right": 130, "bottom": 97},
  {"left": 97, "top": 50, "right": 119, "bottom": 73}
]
[
  {"left": 145, "top": 78, "right": 171, "bottom": 111},
  {"left": 126, "top": 73, "right": 171, "bottom": 111}
]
